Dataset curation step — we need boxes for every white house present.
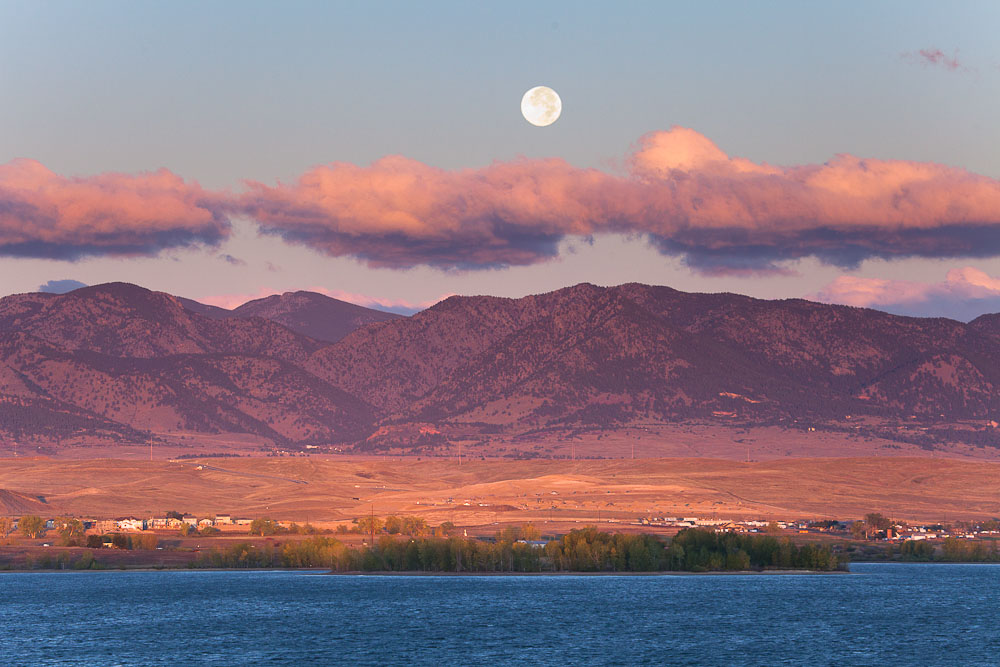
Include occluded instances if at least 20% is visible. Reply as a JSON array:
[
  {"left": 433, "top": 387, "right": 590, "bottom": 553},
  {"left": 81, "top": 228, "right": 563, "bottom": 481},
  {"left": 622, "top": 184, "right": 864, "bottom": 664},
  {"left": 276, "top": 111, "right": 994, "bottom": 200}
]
[{"left": 116, "top": 518, "right": 145, "bottom": 532}]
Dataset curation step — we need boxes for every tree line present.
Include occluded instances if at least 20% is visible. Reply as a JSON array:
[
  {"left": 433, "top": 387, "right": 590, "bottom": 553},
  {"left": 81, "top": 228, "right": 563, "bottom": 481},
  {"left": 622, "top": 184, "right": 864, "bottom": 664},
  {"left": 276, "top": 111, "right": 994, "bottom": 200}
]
[
  {"left": 192, "top": 527, "right": 846, "bottom": 573},
  {"left": 889, "top": 538, "right": 1000, "bottom": 562}
]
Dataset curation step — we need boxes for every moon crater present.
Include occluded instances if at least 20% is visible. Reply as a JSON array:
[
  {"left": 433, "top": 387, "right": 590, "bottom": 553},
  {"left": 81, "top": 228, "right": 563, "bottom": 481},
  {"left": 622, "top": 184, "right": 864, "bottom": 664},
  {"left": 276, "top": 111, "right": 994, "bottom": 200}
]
[{"left": 521, "top": 86, "right": 562, "bottom": 127}]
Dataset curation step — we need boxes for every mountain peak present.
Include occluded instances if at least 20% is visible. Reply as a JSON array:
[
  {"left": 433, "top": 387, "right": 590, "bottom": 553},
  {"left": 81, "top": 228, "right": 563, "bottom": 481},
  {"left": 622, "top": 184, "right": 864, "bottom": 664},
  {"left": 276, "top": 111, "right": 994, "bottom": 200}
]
[{"left": 230, "top": 290, "right": 403, "bottom": 342}]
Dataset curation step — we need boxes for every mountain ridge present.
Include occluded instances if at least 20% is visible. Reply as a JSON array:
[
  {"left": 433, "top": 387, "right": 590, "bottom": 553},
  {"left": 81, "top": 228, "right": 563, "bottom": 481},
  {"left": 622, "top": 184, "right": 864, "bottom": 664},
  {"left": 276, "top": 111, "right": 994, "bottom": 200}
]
[
  {"left": 1, "top": 281, "right": 999, "bottom": 457},
  {"left": 178, "top": 290, "right": 402, "bottom": 342}
]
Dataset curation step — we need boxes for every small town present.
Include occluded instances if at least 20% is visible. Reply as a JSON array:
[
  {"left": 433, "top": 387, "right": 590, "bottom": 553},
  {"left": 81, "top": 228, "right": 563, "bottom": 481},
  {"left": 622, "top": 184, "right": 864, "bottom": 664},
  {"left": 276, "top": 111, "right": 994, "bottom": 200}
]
[{"left": 3, "top": 509, "right": 999, "bottom": 557}]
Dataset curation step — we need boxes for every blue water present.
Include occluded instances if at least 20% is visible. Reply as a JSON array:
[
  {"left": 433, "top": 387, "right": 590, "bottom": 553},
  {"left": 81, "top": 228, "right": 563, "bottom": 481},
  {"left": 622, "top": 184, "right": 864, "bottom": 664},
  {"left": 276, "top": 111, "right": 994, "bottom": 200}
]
[{"left": 1, "top": 563, "right": 998, "bottom": 666}]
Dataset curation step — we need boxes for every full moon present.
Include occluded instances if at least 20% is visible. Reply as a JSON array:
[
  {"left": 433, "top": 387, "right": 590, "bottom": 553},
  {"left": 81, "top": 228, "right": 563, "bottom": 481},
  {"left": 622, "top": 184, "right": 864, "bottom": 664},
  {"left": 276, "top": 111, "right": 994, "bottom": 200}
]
[{"left": 521, "top": 86, "right": 561, "bottom": 127}]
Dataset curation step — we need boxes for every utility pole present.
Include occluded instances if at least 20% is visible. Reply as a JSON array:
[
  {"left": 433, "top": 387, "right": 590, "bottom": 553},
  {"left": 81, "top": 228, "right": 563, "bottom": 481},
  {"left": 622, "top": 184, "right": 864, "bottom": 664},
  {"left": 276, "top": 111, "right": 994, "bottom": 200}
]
[{"left": 370, "top": 504, "right": 375, "bottom": 547}]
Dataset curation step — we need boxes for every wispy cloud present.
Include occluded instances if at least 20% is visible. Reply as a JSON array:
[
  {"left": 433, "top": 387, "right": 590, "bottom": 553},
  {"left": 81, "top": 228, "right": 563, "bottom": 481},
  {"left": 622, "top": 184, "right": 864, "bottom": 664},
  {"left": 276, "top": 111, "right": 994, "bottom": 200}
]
[
  {"left": 197, "top": 287, "right": 283, "bottom": 310},
  {"left": 218, "top": 253, "right": 246, "bottom": 266},
  {"left": 237, "top": 127, "right": 1000, "bottom": 275},
  {"left": 0, "top": 159, "right": 229, "bottom": 259},
  {"left": 902, "top": 48, "right": 965, "bottom": 71},
  {"left": 38, "top": 279, "right": 88, "bottom": 294},
  {"left": 310, "top": 287, "right": 446, "bottom": 314},
  {"left": 813, "top": 267, "right": 1000, "bottom": 321}
]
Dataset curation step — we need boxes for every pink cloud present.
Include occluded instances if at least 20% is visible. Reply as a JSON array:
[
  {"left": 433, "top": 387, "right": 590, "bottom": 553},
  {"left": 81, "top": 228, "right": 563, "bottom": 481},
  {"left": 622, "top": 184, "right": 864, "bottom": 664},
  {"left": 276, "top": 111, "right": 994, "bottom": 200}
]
[
  {"left": 902, "top": 48, "right": 964, "bottom": 71},
  {"left": 238, "top": 154, "right": 627, "bottom": 269},
  {"left": 308, "top": 287, "right": 447, "bottom": 312},
  {"left": 7, "top": 128, "right": 1000, "bottom": 275},
  {"left": 198, "top": 287, "right": 284, "bottom": 310},
  {"left": 0, "top": 159, "right": 229, "bottom": 259},
  {"left": 813, "top": 275, "right": 943, "bottom": 308},
  {"left": 238, "top": 127, "right": 1000, "bottom": 274},
  {"left": 813, "top": 267, "right": 1000, "bottom": 320}
]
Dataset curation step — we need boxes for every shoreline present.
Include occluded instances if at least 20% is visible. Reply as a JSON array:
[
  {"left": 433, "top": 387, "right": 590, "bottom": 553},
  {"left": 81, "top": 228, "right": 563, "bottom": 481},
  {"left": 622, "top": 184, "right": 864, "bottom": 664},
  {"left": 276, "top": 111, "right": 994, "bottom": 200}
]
[
  {"left": 8, "top": 561, "right": 999, "bottom": 575},
  {"left": 322, "top": 569, "right": 850, "bottom": 576},
  {"left": 0, "top": 566, "right": 848, "bottom": 576}
]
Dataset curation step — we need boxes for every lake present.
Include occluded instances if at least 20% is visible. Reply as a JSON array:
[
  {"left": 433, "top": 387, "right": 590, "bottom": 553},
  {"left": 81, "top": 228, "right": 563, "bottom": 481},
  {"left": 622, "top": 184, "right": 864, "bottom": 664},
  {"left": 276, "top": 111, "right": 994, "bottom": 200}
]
[{"left": 1, "top": 563, "right": 998, "bottom": 665}]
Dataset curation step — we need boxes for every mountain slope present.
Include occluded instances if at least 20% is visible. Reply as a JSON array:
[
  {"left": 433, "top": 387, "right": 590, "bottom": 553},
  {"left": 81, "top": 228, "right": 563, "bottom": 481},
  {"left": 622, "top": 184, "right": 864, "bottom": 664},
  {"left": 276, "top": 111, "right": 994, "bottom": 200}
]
[
  {"left": 0, "top": 283, "right": 322, "bottom": 362},
  {"left": 0, "top": 286, "right": 372, "bottom": 445},
  {"left": 2, "top": 281, "right": 1000, "bottom": 455},
  {"left": 180, "top": 290, "right": 402, "bottom": 343},
  {"left": 311, "top": 283, "right": 1000, "bottom": 449}
]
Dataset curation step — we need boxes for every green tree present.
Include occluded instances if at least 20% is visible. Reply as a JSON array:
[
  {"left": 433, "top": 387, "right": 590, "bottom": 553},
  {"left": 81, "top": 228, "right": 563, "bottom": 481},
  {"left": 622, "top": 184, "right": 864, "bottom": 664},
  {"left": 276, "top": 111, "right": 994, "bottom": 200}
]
[
  {"left": 521, "top": 522, "right": 540, "bottom": 540},
  {"left": 384, "top": 515, "right": 403, "bottom": 534},
  {"left": 289, "top": 522, "right": 318, "bottom": 535},
  {"left": 899, "top": 540, "right": 934, "bottom": 560},
  {"left": 401, "top": 516, "right": 427, "bottom": 536},
  {"left": 850, "top": 521, "right": 866, "bottom": 539},
  {"left": 133, "top": 533, "right": 159, "bottom": 550},
  {"left": 57, "top": 518, "right": 86, "bottom": 546},
  {"left": 865, "top": 513, "right": 891, "bottom": 534},
  {"left": 183, "top": 528, "right": 842, "bottom": 573},
  {"left": 249, "top": 518, "right": 279, "bottom": 536},
  {"left": 178, "top": 523, "right": 196, "bottom": 537},
  {"left": 19, "top": 515, "right": 46, "bottom": 539},
  {"left": 356, "top": 516, "right": 384, "bottom": 538},
  {"left": 72, "top": 551, "right": 98, "bottom": 570},
  {"left": 0, "top": 516, "right": 13, "bottom": 542}
]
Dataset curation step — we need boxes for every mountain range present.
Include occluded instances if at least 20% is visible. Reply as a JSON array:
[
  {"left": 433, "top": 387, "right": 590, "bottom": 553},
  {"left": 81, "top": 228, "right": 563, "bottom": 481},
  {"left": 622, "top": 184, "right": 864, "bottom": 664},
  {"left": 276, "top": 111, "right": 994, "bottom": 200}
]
[{"left": 1, "top": 281, "right": 999, "bottom": 455}]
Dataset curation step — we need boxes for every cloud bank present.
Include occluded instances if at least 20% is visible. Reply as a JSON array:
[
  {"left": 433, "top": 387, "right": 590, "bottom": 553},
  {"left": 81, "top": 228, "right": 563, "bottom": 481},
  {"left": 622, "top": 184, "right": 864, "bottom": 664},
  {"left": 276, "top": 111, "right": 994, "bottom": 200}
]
[
  {"left": 814, "top": 267, "right": 1000, "bottom": 321},
  {"left": 239, "top": 127, "right": 1000, "bottom": 274},
  {"left": 7, "top": 129, "right": 1000, "bottom": 275},
  {"left": 0, "top": 159, "right": 229, "bottom": 259}
]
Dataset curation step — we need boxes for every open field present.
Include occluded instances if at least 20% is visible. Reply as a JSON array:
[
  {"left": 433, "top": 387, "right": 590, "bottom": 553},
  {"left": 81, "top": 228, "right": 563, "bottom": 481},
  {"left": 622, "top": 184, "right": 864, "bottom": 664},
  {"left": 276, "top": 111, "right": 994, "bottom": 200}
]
[
  {"left": 2, "top": 455, "right": 1000, "bottom": 524},
  {"left": 500, "top": 423, "right": 1000, "bottom": 462},
  {"left": 7, "top": 421, "right": 1000, "bottom": 462}
]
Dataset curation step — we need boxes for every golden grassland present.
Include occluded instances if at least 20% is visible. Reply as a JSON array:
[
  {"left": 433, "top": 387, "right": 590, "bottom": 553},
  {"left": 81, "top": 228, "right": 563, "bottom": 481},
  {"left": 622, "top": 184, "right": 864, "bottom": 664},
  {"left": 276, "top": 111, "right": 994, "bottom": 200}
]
[{"left": 2, "top": 455, "right": 999, "bottom": 525}]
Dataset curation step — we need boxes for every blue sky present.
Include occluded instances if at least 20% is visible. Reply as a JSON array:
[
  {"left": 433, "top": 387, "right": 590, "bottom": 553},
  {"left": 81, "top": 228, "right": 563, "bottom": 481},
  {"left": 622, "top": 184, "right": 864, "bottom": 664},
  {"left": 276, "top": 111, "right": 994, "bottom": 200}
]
[{"left": 3, "top": 1, "right": 1000, "bottom": 317}]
